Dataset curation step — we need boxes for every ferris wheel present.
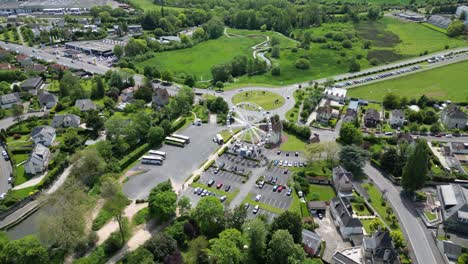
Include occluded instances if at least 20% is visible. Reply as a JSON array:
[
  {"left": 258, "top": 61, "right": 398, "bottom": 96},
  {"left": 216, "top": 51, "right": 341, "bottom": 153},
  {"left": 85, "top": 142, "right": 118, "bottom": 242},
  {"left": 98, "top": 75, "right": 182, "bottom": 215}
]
[{"left": 227, "top": 102, "right": 273, "bottom": 155}]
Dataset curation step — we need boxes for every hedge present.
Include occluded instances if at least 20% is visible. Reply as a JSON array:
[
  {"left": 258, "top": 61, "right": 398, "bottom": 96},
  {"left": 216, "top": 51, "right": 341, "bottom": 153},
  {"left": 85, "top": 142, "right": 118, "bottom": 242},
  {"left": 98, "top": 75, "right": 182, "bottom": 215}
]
[
  {"left": 118, "top": 143, "right": 151, "bottom": 170},
  {"left": 218, "top": 146, "right": 227, "bottom": 155},
  {"left": 193, "top": 175, "right": 200, "bottom": 182},
  {"left": 171, "top": 118, "right": 187, "bottom": 132},
  {"left": 203, "top": 160, "right": 215, "bottom": 171}
]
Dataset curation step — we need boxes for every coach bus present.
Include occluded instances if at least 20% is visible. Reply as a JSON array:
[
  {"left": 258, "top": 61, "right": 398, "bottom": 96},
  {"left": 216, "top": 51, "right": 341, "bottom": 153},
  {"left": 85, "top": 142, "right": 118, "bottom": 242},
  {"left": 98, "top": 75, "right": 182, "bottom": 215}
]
[
  {"left": 165, "top": 136, "right": 187, "bottom": 146},
  {"left": 148, "top": 150, "right": 166, "bottom": 159},
  {"left": 170, "top": 134, "right": 190, "bottom": 144},
  {"left": 141, "top": 155, "right": 163, "bottom": 165}
]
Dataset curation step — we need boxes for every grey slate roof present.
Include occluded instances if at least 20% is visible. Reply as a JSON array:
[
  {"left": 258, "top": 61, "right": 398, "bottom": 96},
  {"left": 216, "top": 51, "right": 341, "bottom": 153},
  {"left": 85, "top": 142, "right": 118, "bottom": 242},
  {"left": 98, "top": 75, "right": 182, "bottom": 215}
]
[
  {"left": 21, "top": 77, "right": 42, "bottom": 90},
  {"left": 332, "top": 196, "right": 363, "bottom": 228},
  {"left": 0, "top": 93, "right": 19, "bottom": 105},
  {"left": 391, "top": 109, "right": 404, "bottom": 119},
  {"left": 74, "top": 99, "right": 96, "bottom": 111},
  {"left": 51, "top": 114, "right": 81, "bottom": 128},
  {"left": 302, "top": 229, "right": 322, "bottom": 253},
  {"left": 38, "top": 92, "right": 58, "bottom": 105},
  {"left": 332, "top": 252, "right": 359, "bottom": 264},
  {"left": 365, "top": 108, "right": 380, "bottom": 120},
  {"left": 444, "top": 104, "right": 467, "bottom": 119}
]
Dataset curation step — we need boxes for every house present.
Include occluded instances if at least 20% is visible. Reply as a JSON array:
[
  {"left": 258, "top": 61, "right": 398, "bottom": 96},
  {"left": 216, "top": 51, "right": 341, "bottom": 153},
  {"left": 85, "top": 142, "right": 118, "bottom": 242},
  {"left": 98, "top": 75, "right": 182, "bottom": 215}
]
[
  {"left": 325, "top": 87, "right": 347, "bottom": 103},
  {"left": 25, "top": 63, "right": 47, "bottom": 73},
  {"left": 0, "top": 93, "right": 20, "bottom": 109},
  {"left": 52, "top": 114, "right": 81, "bottom": 128},
  {"left": 152, "top": 86, "right": 170, "bottom": 107},
  {"left": 119, "top": 87, "right": 136, "bottom": 103},
  {"left": 330, "top": 196, "right": 363, "bottom": 240},
  {"left": 362, "top": 230, "right": 400, "bottom": 264},
  {"left": 389, "top": 109, "right": 405, "bottom": 128},
  {"left": 302, "top": 230, "right": 322, "bottom": 257},
  {"left": 16, "top": 54, "right": 33, "bottom": 67},
  {"left": 450, "top": 142, "right": 468, "bottom": 155},
  {"left": 21, "top": 77, "right": 43, "bottom": 95},
  {"left": 343, "top": 109, "right": 358, "bottom": 123},
  {"left": 441, "top": 104, "right": 467, "bottom": 129},
  {"left": 333, "top": 166, "right": 354, "bottom": 198},
  {"left": 331, "top": 247, "right": 362, "bottom": 264},
  {"left": 38, "top": 92, "right": 58, "bottom": 109},
  {"left": 427, "top": 15, "right": 452, "bottom": 29},
  {"left": 364, "top": 108, "right": 380, "bottom": 128},
  {"left": 437, "top": 240, "right": 463, "bottom": 261},
  {"left": 49, "top": 63, "right": 68, "bottom": 73},
  {"left": 0, "top": 63, "right": 15, "bottom": 70},
  {"left": 128, "top": 24, "right": 143, "bottom": 33},
  {"left": 437, "top": 184, "right": 468, "bottom": 235},
  {"left": 317, "top": 99, "right": 339, "bottom": 124},
  {"left": 307, "top": 201, "right": 327, "bottom": 215},
  {"left": 31, "top": 126, "right": 56, "bottom": 147},
  {"left": 456, "top": 5, "right": 468, "bottom": 20},
  {"left": 24, "top": 144, "right": 51, "bottom": 175},
  {"left": 74, "top": 99, "right": 97, "bottom": 111}
]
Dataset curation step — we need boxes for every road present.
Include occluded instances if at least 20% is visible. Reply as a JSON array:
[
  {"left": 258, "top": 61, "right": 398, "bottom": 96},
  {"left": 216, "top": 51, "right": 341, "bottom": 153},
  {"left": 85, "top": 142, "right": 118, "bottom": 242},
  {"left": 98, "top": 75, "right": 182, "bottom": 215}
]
[{"left": 364, "top": 164, "right": 444, "bottom": 264}]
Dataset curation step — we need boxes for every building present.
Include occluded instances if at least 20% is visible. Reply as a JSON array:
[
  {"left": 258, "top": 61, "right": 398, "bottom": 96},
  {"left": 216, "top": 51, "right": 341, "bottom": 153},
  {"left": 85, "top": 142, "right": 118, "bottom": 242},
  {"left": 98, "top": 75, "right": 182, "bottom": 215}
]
[
  {"left": 362, "top": 230, "right": 400, "bottom": 264},
  {"left": 24, "top": 144, "right": 51, "bottom": 175},
  {"left": 51, "top": 114, "right": 81, "bottom": 128},
  {"left": 427, "top": 15, "right": 452, "bottom": 29},
  {"left": 38, "top": 92, "right": 58, "bottom": 109},
  {"left": 119, "top": 87, "right": 136, "bottom": 103},
  {"left": 389, "top": 109, "right": 405, "bottom": 128},
  {"left": 31, "top": 126, "right": 56, "bottom": 146},
  {"left": 343, "top": 109, "right": 358, "bottom": 123},
  {"left": 65, "top": 40, "right": 115, "bottom": 57},
  {"left": 364, "top": 108, "right": 380, "bottom": 128},
  {"left": 437, "top": 184, "right": 468, "bottom": 235},
  {"left": 325, "top": 87, "right": 347, "bottom": 103},
  {"left": 333, "top": 166, "right": 354, "bottom": 198},
  {"left": 395, "top": 12, "right": 425, "bottom": 22},
  {"left": 21, "top": 77, "right": 43, "bottom": 95},
  {"left": 330, "top": 196, "right": 363, "bottom": 240},
  {"left": 456, "top": 5, "right": 468, "bottom": 20},
  {"left": 0, "top": 63, "right": 15, "bottom": 70},
  {"left": 437, "top": 240, "right": 463, "bottom": 261},
  {"left": 158, "top": 36, "right": 181, "bottom": 44},
  {"left": 74, "top": 99, "right": 96, "bottom": 111},
  {"left": 302, "top": 229, "right": 322, "bottom": 257},
  {"left": 450, "top": 142, "right": 468, "bottom": 155},
  {"left": 317, "top": 99, "right": 339, "bottom": 124},
  {"left": 331, "top": 246, "right": 362, "bottom": 264},
  {"left": 307, "top": 201, "right": 327, "bottom": 215},
  {"left": 16, "top": 54, "right": 33, "bottom": 67},
  {"left": 0, "top": 93, "right": 20, "bottom": 109},
  {"left": 25, "top": 63, "right": 47, "bottom": 73},
  {"left": 152, "top": 86, "right": 170, "bottom": 107},
  {"left": 128, "top": 24, "right": 143, "bottom": 33},
  {"left": 441, "top": 104, "right": 467, "bottom": 129}
]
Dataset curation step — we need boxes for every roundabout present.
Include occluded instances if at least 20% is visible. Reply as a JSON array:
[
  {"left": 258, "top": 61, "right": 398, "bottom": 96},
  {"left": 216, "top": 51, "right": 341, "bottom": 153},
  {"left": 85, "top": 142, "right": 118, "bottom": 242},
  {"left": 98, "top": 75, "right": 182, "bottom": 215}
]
[{"left": 231, "top": 90, "right": 285, "bottom": 111}]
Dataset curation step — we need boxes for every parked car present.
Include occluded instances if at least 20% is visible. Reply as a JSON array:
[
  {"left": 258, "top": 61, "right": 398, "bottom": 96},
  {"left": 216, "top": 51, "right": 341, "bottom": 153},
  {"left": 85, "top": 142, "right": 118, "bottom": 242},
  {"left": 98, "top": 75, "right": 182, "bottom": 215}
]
[
  {"left": 318, "top": 213, "right": 323, "bottom": 219},
  {"left": 283, "top": 169, "right": 288, "bottom": 174},
  {"left": 225, "top": 185, "right": 231, "bottom": 192},
  {"left": 384, "top": 132, "right": 393, "bottom": 136},
  {"left": 295, "top": 152, "right": 299, "bottom": 157},
  {"left": 214, "top": 167, "right": 220, "bottom": 174},
  {"left": 197, "top": 188, "right": 203, "bottom": 195},
  {"left": 216, "top": 183, "right": 223, "bottom": 189},
  {"left": 446, "top": 134, "right": 453, "bottom": 138},
  {"left": 220, "top": 196, "right": 227, "bottom": 202},
  {"left": 272, "top": 177, "right": 278, "bottom": 184},
  {"left": 201, "top": 190, "right": 208, "bottom": 196},
  {"left": 258, "top": 181, "right": 265, "bottom": 189},
  {"left": 253, "top": 205, "right": 259, "bottom": 214},
  {"left": 294, "top": 161, "right": 298, "bottom": 167},
  {"left": 208, "top": 179, "right": 215, "bottom": 187},
  {"left": 286, "top": 152, "right": 290, "bottom": 157},
  {"left": 193, "top": 187, "right": 200, "bottom": 194},
  {"left": 274, "top": 160, "right": 279, "bottom": 166},
  {"left": 277, "top": 186, "right": 284, "bottom": 192},
  {"left": 276, "top": 150, "right": 281, "bottom": 155},
  {"left": 244, "top": 203, "right": 250, "bottom": 209},
  {"left": 272, "top": 185, "right": 278, "bottom": 192},
  {"left": 0, "top": 193, "right": 5, "bottom": 200},
  {"left": 8, "top": 177, "right": 12, "bottom": 184},
  {"left": 255, "top": 194, "right": 262, "bottom": 201},
  {"left": 286, "top": 189, "right": 292, "bottom": 196}
]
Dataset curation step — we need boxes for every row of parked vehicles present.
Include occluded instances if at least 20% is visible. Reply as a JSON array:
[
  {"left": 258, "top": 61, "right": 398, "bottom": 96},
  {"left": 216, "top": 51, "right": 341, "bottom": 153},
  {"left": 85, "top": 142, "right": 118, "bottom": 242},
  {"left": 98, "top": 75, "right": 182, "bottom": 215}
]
[
  {"left": 274, "top": 160, "right": 304, "bottom": 168},
  {"left": 193, "top": 187, "right": 228, "bottom": 202},
  {"left": 334, "top": 65, "right": 422, "bottom": 88},
  {"left": 257, "top": 180, "right": 292, "bottom": 195}
]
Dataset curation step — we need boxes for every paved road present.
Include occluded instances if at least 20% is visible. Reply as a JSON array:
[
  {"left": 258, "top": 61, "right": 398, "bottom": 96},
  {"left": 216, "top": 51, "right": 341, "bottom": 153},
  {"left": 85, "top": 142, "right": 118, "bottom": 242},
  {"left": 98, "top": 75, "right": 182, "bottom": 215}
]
[
  {"left": 364, "top": 164, "right": 444, "bottom": 264},
  {"left": 0, "top": 146, "right": 12, "bottom": 195}
]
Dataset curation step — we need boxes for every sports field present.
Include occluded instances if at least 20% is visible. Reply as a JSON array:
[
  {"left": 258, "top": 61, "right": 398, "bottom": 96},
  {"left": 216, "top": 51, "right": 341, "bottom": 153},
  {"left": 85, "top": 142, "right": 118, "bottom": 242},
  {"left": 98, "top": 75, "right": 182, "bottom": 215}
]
[
  {"left": 232, "top": 90, "right": 285, "bottom": 110},
  {"left": 347, "top": 60, "right": 468, "bottom": 102},
  {"left": 136, "top": 36, "right": 263, "bottom": 80}
]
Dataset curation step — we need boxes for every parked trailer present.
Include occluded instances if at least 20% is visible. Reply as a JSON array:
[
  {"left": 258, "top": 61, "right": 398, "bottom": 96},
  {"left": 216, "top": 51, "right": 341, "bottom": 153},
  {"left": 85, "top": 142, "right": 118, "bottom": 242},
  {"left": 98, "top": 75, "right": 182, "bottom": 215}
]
[
  {"left": 170, "top": 133, "right": 190, "bottom": 144},
  {"left": 165, "top": 136, "right": 187, "bottom": 146},
  {"left": 141, "top": 155, "right": 163, "bottom": 165},
  {"left": 148, "top": 150, "right": 166, "bottom": 159}
]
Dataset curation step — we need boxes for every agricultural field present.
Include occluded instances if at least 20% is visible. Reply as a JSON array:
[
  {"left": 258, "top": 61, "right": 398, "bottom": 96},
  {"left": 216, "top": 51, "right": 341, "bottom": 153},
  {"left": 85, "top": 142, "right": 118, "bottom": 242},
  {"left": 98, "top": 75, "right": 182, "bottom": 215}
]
[
  {"left": 347, "top": 60, "right": 468, "bottom": 102},
  {"left": 136, "top": 36, "right": 263, "bottom": 80},
  {"left": 231, "top": 90, "right": 285, "bottom": 110}
]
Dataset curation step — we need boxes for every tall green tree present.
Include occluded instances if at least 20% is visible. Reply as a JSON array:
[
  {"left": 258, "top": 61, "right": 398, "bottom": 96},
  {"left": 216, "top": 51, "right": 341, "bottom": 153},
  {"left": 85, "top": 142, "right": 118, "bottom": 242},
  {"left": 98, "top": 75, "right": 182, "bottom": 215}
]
[
  {"left": 339, "top": 145, "right": 370, "bottom": 176},
  {"left": 339, "top": 122, "right": 363, "bottom": 145},
  {"left": 193, "top": 196, "right": 225, "bottom": 238},
  {"left": 208, "top": 229, "right": 245, "bottom": 264},
  {"left": 101, "top": 177, "right": 129, "bottom": 245},
  {"left": 447, "top": 20, "right": 465, "bottom": 37},
  {"left": 244, "top": 218, "right": 267, "bottom": 264},
  {"left": 91, "top": 75, "right": 105, "bottom": 100},
  {"left": 401, "top": 139, "right": 429, "bottom": 192},
  {"left": 270, "top": 211, "right": 302, "bottom": 243},
  {"left": 0, "top": 235, "right": 49, "bottom": 264},
  {"left": 148, "top": 181, "right": 177, "bottom": 222},
  {"left": 267, "top": 230, "right": 305, "bottom": 264}
]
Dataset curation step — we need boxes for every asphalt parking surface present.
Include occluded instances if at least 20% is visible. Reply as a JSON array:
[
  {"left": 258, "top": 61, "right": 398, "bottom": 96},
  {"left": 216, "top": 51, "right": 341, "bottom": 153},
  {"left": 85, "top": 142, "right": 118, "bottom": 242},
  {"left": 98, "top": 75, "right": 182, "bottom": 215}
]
[
  {"left": 0, "top": 146, "right": 12, "bottom": 195},
  {"left": 202, "top": 170, "right": 244, "bottom": 190},
  {"left": 123, "top": 123, "right": 222, "bottom": 200},
  {"left": 314, "top": 208, "right": 351, "bottom": 262},
  {"left": 245, "top": 206, "right": 277, "bottom": 222},
  {"left": 249, "top": 186, "right": 292, "bottom": 210},
  {"left": 262, "top": 167, "right": 292, "bottom": 186}
]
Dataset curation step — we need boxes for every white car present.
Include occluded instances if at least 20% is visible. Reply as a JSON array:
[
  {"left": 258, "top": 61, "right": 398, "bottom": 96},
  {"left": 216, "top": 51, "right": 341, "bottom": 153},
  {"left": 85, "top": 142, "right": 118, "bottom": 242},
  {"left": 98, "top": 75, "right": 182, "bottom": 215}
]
[
  {"left": 288, "top": 161, "right": 293, "bottom": 167},
  {"left": 0, "top": 193, "right": 6, "bottom": 200},
  {"left": 253, "top": 205, "right": 259, "bottom": 214},
  {"left": 255, "top": 194, "right": 262, "bottom": 202},
  {"left": 445, "top": 134, "right": 453, "bottom": 138}
]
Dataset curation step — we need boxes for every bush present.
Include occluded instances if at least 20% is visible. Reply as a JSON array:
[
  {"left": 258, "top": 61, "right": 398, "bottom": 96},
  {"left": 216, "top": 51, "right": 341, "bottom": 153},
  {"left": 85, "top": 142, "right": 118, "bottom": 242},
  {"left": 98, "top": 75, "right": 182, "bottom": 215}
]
[
  {"left": 271, "top": 65, "right": 281, "bottom": 76},
  {"left": 295, "top": 58, "right": 310, "bottom": 70},
  {"left": 118, "top": 143, "right": 150, "bottom": 170},
  {"left": 103, "top": 231, "right": 124, "bottom": 255},
  {"left": 193, "top": 175, "right": 200, "bottom": 182}
]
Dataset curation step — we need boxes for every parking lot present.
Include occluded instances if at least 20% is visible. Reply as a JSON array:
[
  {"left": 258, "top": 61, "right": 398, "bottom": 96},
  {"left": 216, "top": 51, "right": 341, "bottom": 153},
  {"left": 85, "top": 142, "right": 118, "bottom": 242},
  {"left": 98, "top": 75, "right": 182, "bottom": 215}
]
[
  {"left": 314, "top": 208, "right": 351, "bottom": 262},
  {"left": 216, "top": 153, "right": 260, "bottom": 173},
  {"left": 249, "top": 184, "right": 293, "bottom": 211},
  {"left": 246, "top": 206, "right": 277, "bottom": 222}
]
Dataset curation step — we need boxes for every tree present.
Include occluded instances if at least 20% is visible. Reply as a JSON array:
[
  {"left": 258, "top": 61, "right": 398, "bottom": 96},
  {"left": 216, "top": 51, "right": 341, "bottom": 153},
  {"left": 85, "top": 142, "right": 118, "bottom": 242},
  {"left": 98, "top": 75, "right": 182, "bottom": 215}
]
[
  {"left": 144, "top": 233, "right": 178, "bottom": 262},
  {"left": 84, "top": 109, "right": 104, "bottom": 133},
  {"left": 208, "top": 229, "right": 244, "bottom": 264},
  {"left": 91, "top": 75, "right": 105, "bottom": 100},
  {"left": 225, "top": 206, "right": 247, "bottom": 231},
  {"left": 211, "top": 63, "right": 231, "bottom": 83},
  {"left": 368, "top": 6, "right": 381, "bottom": 20},
  {"left": 369, "top": 218, "right": 386, "bottom": 232},
  {"left": 184, "top": 75, "right": 196, "bottom": 87},
  {"left": 122, "top": 247, "right": 155, "bottom": 264},
  {"left": 148, "top": 181, "right": 177, "bottom": 222},
  {"left": 148, "top": 126, "right": 165, "bottom": 146},
  {"left": 267, "top": 230, "right": 306, "bottom": 264},
  {"left": 11, "top": 104, "right": 23, "bottom": 121},
  {"left": 177, "top": 196, "right": 191, "bottom": 215},
  {"left": 271, "top": 46, "right": 280, "bottom": 58},
  {"left": 270, "top": 211, "right": 302, "bottom": 243},
  {"left": 339, "top": 122, "right": 363, "bottom": 145},
  {"left": 349, "top": 58, "right": 361, "bottom": 72},
  {"left": 60, "top": 71, "right": 85, "bottom": 100},
  {"left": 447, "top": 20, "right": 465, "bottom": 37},
  {"left": 458, "top": 253, "right": 468, "bottom": 264},
  {"left": 390, "top": 231, "right": 405, "bottom": 249},
  {"left": 460, "top": 11, "right": 467, "bottom": 21},
  {"left": 113, "top": 45, "right": 124, "bottom": 59},
  {"left": 160, "top": 119, "right": 172, "bottom": 135},
  {"left": 203, "top": 17, "right": 224, "bottom": 39},
  {"left": 339, "top": 145, "right": 370, "bottom": 176},
  {"left": 244, "top": 218, "right": 267, "bottom": 264},
  {"left": 401, "top": 139, "right": 429, "bottom": 192},
  {"left": 162, "top": 70, "right": 173, "bottom": 83},
  {"left": 295, "top": 58, "right": 310, "bottom": 69},
  {"left": 71, "top": 147, "right": 106, "bottom": 187},
  {"left": 0, "top": 235, "right": 49, "bottom": 264},
  {"left": 383, "top": 93, "right": 400, "bottom": 110},
  {"left": 380, "top": 147, "right": 398, "bottom": 174},
  {"left": 125, "top": 38, "right": 148, "bottom": 56},
  {"left": 342, "top": 39, "right": 352, "bottom": 49},
  {"left": 101, "top": 177, "right": 129, "bottom": 245},
  {"left": 193, "top": 196, "right": 225, "bottom": 238},
  {"left": 61, "top": 128, "right": 81, "bottom": 152}
]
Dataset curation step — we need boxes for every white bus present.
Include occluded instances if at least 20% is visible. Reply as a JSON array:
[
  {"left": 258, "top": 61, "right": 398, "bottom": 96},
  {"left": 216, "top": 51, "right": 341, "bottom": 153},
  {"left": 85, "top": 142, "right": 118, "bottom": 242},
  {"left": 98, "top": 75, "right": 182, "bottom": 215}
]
[
  {"left": 165, "top": 136, "right": 187, "bottom": 146},
  {"left": 216, "top": 134, "right": 224, "bottom": 145},
  {"left": 141, "top": 155, "right": 163, "bottom": 165},
  {"left": 170, "top": 134, "right": 190, "bottom": 144},
  {"left": 148, "top": 150, "right": 166, "bottom": 159}
]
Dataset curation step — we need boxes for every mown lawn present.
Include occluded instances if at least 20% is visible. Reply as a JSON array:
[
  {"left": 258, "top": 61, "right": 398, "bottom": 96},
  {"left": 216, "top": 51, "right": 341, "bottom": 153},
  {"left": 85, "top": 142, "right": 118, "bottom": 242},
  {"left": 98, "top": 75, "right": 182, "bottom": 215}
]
[
  {"left": 306, "top": 184, "right": 335, "bottom": 201},
  {"left": 347, "top": 60, "right": 468, "bottom": 102},
  {"left": 279, "top": 132, "right": 307, "bottom": 152},
  {"left": 14, "top": 165, "right": 28, "bottom": 186},
  {"left": 137, "top": 36, "right": 263, "bottom": 80},
  {"left": 9, "top": 186, "right": 37, "bottom": 200},
  {"left": 232, "top": 90, "right": 285, "bottom": 110},
  {"left": 128, "top": 0, "right": 188, "bottom": 11},
  {"left": 226, "top": 28, "right": 297, "bottom": 49},
  {"left": 362, "top": 183, "right": 400, "bottom": 230}
]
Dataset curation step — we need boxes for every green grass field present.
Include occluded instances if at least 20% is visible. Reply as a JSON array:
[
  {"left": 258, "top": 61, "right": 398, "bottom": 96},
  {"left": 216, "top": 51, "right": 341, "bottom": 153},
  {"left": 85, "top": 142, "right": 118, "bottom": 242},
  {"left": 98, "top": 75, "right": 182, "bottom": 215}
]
[
  {"left": 348, "top": 60, "right": 468, "bottom": 102},
  {"left": 128, "top": 0, "right": 188, "bottom": 12},
  {"left": 232, "top": 90, "right": 285, "bottom": 110},
  {"left": 279, "top": 132, "right": 307, "bottom": 152},
  {"left": 306, "top": 184, "right": 335, "bottom": 201},
  {"left": 226, "top": 28, "right": 297, "bottom": 49},
  {"left": 137, "top": 36, "right": 262, "bottom": 80}
]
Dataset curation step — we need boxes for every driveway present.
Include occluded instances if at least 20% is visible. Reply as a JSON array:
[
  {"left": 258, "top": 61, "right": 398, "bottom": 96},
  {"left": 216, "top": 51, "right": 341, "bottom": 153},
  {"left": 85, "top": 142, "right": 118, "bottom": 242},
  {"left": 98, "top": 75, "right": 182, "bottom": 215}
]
[{"left": 314, "top": 208, "right": 351, "bottom": 262}]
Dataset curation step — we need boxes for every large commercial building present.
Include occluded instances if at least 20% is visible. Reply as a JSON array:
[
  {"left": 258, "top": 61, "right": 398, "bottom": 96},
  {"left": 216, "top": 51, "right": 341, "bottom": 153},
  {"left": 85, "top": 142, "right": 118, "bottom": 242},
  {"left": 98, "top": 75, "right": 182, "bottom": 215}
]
[
  {"left": 65, "top": 40, "right": 119, "bottom": 57},
  {"left": 0, "top": 0, "right": 110, "bottom": 15}
]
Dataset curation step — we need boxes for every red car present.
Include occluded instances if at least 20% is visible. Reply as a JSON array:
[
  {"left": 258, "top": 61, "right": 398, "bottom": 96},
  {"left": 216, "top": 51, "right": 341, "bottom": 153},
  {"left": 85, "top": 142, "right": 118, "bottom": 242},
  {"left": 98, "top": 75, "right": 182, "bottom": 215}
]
[
  {"left": 277, "top": 186, "right": 283, "bottom": 192},
  {"left": 216, "top": 183, "right": 223, "bottom": 189}
]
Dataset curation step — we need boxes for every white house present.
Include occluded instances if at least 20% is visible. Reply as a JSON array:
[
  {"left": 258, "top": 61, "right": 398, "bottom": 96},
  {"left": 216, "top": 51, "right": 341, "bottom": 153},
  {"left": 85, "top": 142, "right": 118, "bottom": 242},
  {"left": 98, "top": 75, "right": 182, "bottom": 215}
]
[
  {"left": 332, "top": 166, "right": 354, "bottom": 198},
  {"left": 31, "top": 126, "right": 56, "bottom": 146},
  {"left": 24, "top": 144, "right": 51, "bottom": 175},
  {"left": 456, "top": 5, "right": 468, "bottom": 20},
  {"left": 330, "top": 196, "right": 363, "bottom": 240},
  {"left": 441, "top": 104, "right": 467, "bottom": 129},
  {"left": 325, "top": 87, "right": 347, "bottom": 103},
  {"left": 389, "top": 109, "right": 405, "bottom": 128}
]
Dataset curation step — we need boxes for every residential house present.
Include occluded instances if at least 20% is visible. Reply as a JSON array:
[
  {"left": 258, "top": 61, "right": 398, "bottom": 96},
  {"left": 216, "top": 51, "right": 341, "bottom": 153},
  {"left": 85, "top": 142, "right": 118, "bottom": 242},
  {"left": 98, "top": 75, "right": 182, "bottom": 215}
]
[
  {"left": 331, "top": 247, "right": 362, "bottom": 264},
  {"left": 333, "top": 166, "right": 354, "bottom": 198},
  {"left": 302, "top": 230, "right": 322, "bottom": 257},
  {"left": 24, "top": 144, "right": 51, "bottom": 175},
  {"left": 325, "top": 87, "right": 347, "bottom": 103},
  {"left": 25, "top": 63, "right": 47, "bottom": 73},
  {"left": 49, "top": 63, "right": 68, "bottom": 73},
  {"left": 38, "top": 92, "right": 58, "bottom": 109},
  {"left": 343, "top": 109, "right": 358, "bottom": 123},
  {"left": 441, "top": 104, "right": 467, "bottom": 129},
  {"left": 389, "top": 110, "right": 405, "bottom": 128},
  {"left": 362, "top": 230, "right": 400, "bottom": 264},
  {"left": 0, "top": 63, "right": 15, "bottom": 70},
  {"left": 437, "top": 184, "right": 468, "bottom": 235},
  {"left": 330, "top": 196, "right": 363, "bottom": 240},
  {"left": 128, "top": 24, "right": 143, "bottom": 33},
  {"left": 307, "top": 201, "right": 327, "bottom": 215},
  {"left": 31, "top": 126, "right": 56, "bottom": 147},
  {"left": 317, "top": 99, "right": 339, "bottom": 124},
  {"left": 0, "top": 93, "right": 20, "bottom": 109},
  {"left": 450, "top": 142, "right": 468, "bottom": 155},
  {"left": 51, "top": 114, "right": 81, "bottom": 128},
  {"left": 119, "top": 87, "right": 136, "bottom": 103},
  {"left": 437, "top": 240, "right": 463, "bottom": 261},
  {"left": 74, "top": 99, "right": 97, "bottom": 112},
  {"left": 16, "top": 54, "right": 33, "bottom": 67},
  {"left": 152, "top": 86, "right": 170, "bottom": 107},
  {"left": 21, "top": 77, "right": 43, "bottom": 95},
  {"left": 364, "top": 108, "right": 380, "bottom": 128}
]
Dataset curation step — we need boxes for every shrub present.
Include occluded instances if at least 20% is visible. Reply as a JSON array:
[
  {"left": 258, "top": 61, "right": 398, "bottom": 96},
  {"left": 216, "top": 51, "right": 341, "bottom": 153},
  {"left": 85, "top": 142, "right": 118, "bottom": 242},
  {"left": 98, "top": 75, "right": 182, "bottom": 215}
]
[
  {"left": 193, "top": 175, "right": 200, "bottom": 182},
  {"left": 295, "top": 58, "right": 310, "bottom": 70},
  {"left": 271, "top": 65, "right": 281, "bottom": 76}
]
